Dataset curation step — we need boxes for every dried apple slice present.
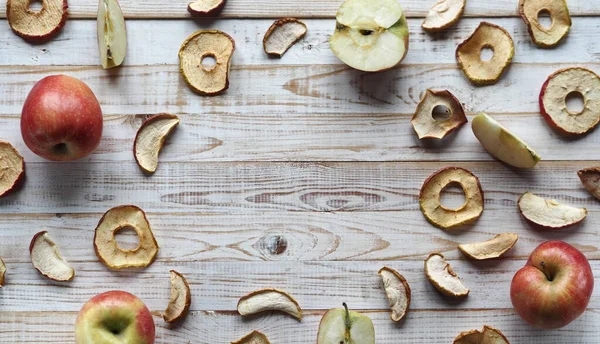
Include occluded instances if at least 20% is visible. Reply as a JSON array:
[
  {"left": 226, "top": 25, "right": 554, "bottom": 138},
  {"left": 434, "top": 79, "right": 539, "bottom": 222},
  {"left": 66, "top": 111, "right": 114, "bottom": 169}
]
[
  {"left": 163, "top": 270, "right": 191, "bottom": 323},
  {"left": 94, "top": 205, "right": 159, "bottom": 269},
  {"left": 425, "top": 253, "right": 469, "bottom": 297},
  {"left": 422, "top": 0, "right": 466, "bottom": 31},
  {"left": 420, "top": 167, "right": 484, "bottom": 229},
  {"left": 237, "top": 288, "right": 302, "bottom": 320},
  {"left": 30, "top": 231, "right": 74, "bottom": 282},
  {"left": 454, "top": 325, "right": 510, "bottom": 344},
  {"left": 188, "top": 0, "right": 226, "bottom": 16},
  {"left": 411, "top": 89, "right": 468, "bottom": 139},
  {"left": 7, "top": 0, "right": 68, "bottom": 42},
  {"left": 518, "top": 192, "right": 587, "bottom": 229},
  {"left": 519, "top": 0, "right": 571, "bottom": 48},
  {"left": 0, "top": 141, "right": 25, "bottom": 198},
  {"left": 456, "top": 22, "right": 514, "bottom": 86},
  {"left": 0, "top": 257, "right": 6, "bottom": 287},
  {"left": 179, "top": 30, "right": 235, "bottom": 96},
  {"left": 263, "top": 18, "right": 307, "bottom": 58},
  {"left": 97, "top": 0, "right": 127, "bottom": 69},
  {"left": 232, "top": 331, "right": 270, "bottom": 344},
  {"left": 378, "top": 266, "right": 411, "bottom": 322},
  {"left": 578, "top": 167, "right": 600, "bottom": 200},
  {"left": 458, "top": 233, "right": 518, "bottom": 260},
  {"left": 539, "top": 67, "right": 600, "bottom": 136},
  {"left": 134, "top": 114, "right": 180, "bottom": 174}
]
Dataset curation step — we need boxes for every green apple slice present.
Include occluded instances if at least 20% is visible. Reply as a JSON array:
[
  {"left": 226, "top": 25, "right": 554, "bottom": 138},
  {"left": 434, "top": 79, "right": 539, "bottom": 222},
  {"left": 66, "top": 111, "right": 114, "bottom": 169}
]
[
  {"left": 97, "top": 0, "right": 127, "bottom": 69},
  {"left": 317, "top": 303, "right": 375, "bottom": 344},
  {"left": 472, "top": 113, "right": 541, "bottom": 168}
]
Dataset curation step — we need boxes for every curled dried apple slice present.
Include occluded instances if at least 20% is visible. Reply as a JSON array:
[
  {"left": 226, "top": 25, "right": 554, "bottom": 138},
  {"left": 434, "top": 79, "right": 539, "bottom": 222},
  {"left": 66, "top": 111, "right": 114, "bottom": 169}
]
[
  {"left": 454, "top": 325, "right": 510, "bottom": 344},
  {"left": 378, "top": 266, "right": 411, "bottom": 322},
  {"left": 456, "top": 22, "right": 514, "bottom": 86},
  {"left": 163, "top": 270, "right": 191, "bottom": 323},
  {"left": 232, "top": 331, "right": 270, "bottom": 344},
  {"left": 411, "top": 89, "right": 467, "bottom": 139},
  {"left": 188, "top": 0, "right": 226, "bottom": 16},
  {"left": 578, "top": 167, "right": 600, "bottom": 201},
  {"left": 179, "top": 30, "right": 235, "bottom": 96},
  {"left": 0, "top": 141, "right": 25, "bottom": 198},
  {"left": 30, "top": 231, "right": 74, "bottom": 282},
  {"left": 134, "top": 114, "right": 180, "bottom": 174},
  {"left": 420, "top": 167, "right": 484, "bottom": 229},
  {"left": 519, "top": 0, "right": 570, "bottom": 48},
  {"left": 422, "top": 0, "right": 466, "bottom": 31},
  {"left": 94, "top": 205, "right": 159, "bottom": 269},
  {"left": 425, "top": 253, "right": 469, "bottom": 297},
  {"left": 539, "top": 67, "right": 600, "bottom": 136},
  {"left": 7, "top": 0, "right": 68, "bottom": 42},
  {"left": 237, "top": 288, "right": 302, "bottom": 320},
  {"left": 97, "top": 0, "right": 127, "bottom": 69},
  {"left": 0, "top": 257, "right": 6, "bottom": 287},
  {"left": 458, "top": 233, "right": 518, "bottom": 260},
  {"left": 263, "top": 18, "right": 307, "bottom": 58},
  {"left": 518, "top": 192, "right": 587, "bottom": 229}
]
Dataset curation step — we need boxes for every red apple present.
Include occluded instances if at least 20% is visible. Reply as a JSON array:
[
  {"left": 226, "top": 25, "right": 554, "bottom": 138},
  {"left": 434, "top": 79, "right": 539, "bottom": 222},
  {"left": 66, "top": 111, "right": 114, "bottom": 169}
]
[
  {"left": 75, "top": 291, "right": 155, "bottom": 344},
  {"left": 510, "top": 241, "right": 594, "bottom": 329},
  {"left": 20, "top": 75, "right": 103, "bottom": 161}
]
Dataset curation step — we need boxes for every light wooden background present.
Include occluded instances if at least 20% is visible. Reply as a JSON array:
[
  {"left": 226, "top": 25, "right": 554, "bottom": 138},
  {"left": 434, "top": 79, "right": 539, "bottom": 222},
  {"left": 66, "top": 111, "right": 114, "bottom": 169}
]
[{"left": 1, "top": 0, "right": 599, "bottom": 343}]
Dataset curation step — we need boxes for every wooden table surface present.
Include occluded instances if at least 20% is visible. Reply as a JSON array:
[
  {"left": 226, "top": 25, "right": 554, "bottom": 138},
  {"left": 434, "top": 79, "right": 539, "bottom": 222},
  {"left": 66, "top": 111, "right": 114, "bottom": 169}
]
[{"left": 1, "top": 0, "right": 600, "bottom": 343}]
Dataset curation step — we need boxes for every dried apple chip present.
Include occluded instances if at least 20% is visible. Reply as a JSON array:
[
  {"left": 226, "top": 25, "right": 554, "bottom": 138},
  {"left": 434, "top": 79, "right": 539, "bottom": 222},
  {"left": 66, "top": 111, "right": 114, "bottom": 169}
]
[
  {"left": 237, "top": 288, "right": 302, "bottom": 320},
  {"left": 188, "top": 0, "right": 226, "bottom": 16},
  {"left": 231, "top": 331, "right": 270, "bottom": 344},
  {"left": 518, "top": 192, "right": 587, "bottom": 229},
  {"left": 263, "top": 18, "right": 307, "bottom": 57},
  {"left": 30, "top": 231, "right": 74, "bottom": 282},
  {"left": 578, "top": 167, "right": 600, "bottom": 200},
  {"left": 163, "top": 270, "right": 191, "bottom": 323},
  {"left": 7, "top": 0, "right": 68, "bottom": 42},
  {"left": 0, "top": 141, "right": 25, "bottom": 198},
  {"left": 458, "top": 233, "right": 518, "bottom": 260},
  {"left": 0, "top": 257, "right": 6, "bottom": 287},
  {"left": 454, "top": 325, "right": 510, "bottom": 344},
  {"left": 519, "top": 0, "right": 571, "bottom": 48},
  {"left": 411, "top": 89, "right": 467, "bottom": 139},
  {"left": 422, "top": 0, "right": 466, "bottom": 31},
  {"left": 378, "top": 266, "right": 411, "bottom": 322},
  {"left": 425, "top": 253, "right": 469, "bottom": 297},
  {"left": 134, "top": 114, "right": 180, "bottom": 174}
]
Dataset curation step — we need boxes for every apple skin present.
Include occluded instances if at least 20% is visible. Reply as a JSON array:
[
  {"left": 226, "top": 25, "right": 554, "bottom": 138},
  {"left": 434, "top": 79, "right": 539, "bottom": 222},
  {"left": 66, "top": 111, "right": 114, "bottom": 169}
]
[
  {"left": 75, "top": 291, "right": 155, "bottom": 344},
  {"left": 510, "top": 241, "right": 594, "bottom": 329},
  {"left": 20, "top": 75, "right": 103, "bottom": 161}
]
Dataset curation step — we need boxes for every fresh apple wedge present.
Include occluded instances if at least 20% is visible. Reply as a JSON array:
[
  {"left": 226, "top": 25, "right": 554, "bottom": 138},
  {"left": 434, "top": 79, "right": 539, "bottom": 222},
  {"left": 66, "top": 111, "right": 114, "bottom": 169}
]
[
  {"left": 472, "top": 113, "right": 541, "bottom": 168},
  {"left": 458, "top": 233, "right": 518, "bottom": 260},
  {"left": 317, "top": 303, "right": 375, "bottom": 344},
  {"left": 134, "top": 114, "right": 180, "bottom": 174},
  {"left": 378, "top": 266, "right": 411, "bottom": 322},
  {"left": 163, "top": 270, "right": 191, "bottom": 323},
  {"left": 411, "top": 90, "right": 468, "bottom": 139},
  {"left": 578, "top": 167, "right": 600, "bottom": 200},
  {"left": 0, "top": 141, "right": 25, "bottom": 198},
  {"left": 232, "top": 331, "right": 270, "bottom": 344},
  {"left": 425, "top": 253, "right": 469, "bottom": 297},
  {"left": 7, "top": 0, "right": 68, "bottom": 42},
  {"left": 30, "top": 231, "right": 74, "bottom": 282},
  {"left": 330, "top": 0, "right": 409, "bottom": 72},
  {"left": 422, "top": 0, "right": 466, "bottom": 32},
  {"left": 97, "top": 0, "right": 127, "bottom": 69},
  {"left": 518, "top": 192, "right": 587, "bottom": 229},
  {"left": 188, "top": 0, "right": 226, "bottom": 16},
  {"left": 263, "top": 18, "right": 307, "bottom": 57},
  {"left": 0, "top": 257, "right": 6, "bottom": 287},
  {"left": 454, "top": 325, "right": 510, "bottom": 344},
  {"left": 519, "top": 0, "right": 571, "bottom": 48},
  {"left": 237, "top": 288, "right": 302, "bottom": 320}
]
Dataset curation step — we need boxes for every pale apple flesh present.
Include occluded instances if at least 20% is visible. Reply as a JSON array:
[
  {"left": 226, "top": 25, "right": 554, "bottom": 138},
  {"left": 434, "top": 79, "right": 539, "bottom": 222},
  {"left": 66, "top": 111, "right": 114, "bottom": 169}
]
[
  {"left": 237, "top": 288, "right": 302, "bottom": 320},
  {"left": 317, "top": 303, "right": 375, "bottom": 344},
  {"left": 98, "top": 0, "right": 127, "bottom": 69},
  {"left": 425, "top": 253, "right": 469, "bottom": 297},
  {"left": 378, "top": 266, "right": 411, "bottom": 322},
  {"left": 7, "top": 0, "right": 68, "bottom": 42},
  {"left": 518, "top": 192, "right": 587, "bottom": 229},
  {"left": 29, "top": 231, "right": 74, "bottom": 282},
  {"left": 0, "top": 141, "right": 25, "bottom": 198},
  {"left": 458, "top": 233, "right": 518, "bottom": 260}
]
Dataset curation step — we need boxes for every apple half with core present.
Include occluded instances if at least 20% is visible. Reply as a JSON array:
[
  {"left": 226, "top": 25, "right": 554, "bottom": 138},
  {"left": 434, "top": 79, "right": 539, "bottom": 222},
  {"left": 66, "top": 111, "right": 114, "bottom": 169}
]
[
  {"left": 7, "top": 0, "right": 68, "bottom": 42},
  {"left": 97, "top": 0, "right": 127, "bottom": 69},
  {"left": 317, "top": 303, "right": 375, "bottom": 344},
  {"left": 330, "top": 0, "right": 409, "bottom": 72},
  {"left": 511, "top": 241, "right": 594, "bottom": 329}
]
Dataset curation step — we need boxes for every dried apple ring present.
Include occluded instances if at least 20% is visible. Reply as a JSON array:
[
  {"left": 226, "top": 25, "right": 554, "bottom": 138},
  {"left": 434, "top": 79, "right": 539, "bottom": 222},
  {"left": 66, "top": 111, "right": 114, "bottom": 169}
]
[
  {"left": 411, "top": 89, "right": 467, "bottom": 139},
  {"left": 420, "top": 167, "right": 484, "bottom": 229},
  {"left": 94, "top": 205, "right": 159, "bottom": 269},
  {"left": 456, "top": 22, "right": 514, "bottom": 86},
  {"left": 7, "top": 0, "right": 68, "bottom": 42},
  {"left": 519, "top": 0, "right": 571, "bottom": 48}
]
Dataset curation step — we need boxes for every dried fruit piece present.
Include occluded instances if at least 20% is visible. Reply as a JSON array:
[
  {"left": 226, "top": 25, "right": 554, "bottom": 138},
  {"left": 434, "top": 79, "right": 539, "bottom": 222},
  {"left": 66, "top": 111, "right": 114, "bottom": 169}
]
[
  {"left": 237, "top": 288, "right": 302, "bottom": 320},
  {"left": 97, "top": 0, "right": 127, "bottom": 69},
  {"left": 317, "top": 303, "right": 375, "bottom": 344},
  {"left": 134, "top": 114, "right": 180, "bottom": 174},
  {"left": 518, "top": 192, "right": 587, "bottom": 229},
  {"left": 519, "top": 0, "right": 570, "bottom": 48},
  {"left": 187, "top": 0, "right": 226, "bottom": 16},
  {"left": 420, "top": 167, "right": 484, "bottom": 229},
  {"left": 411, "top": 89, "right": 468, "bottom": 139},
  {"left": 7, "top": 0, "right": 68, "bottom": 42},
  {"left": 0, "top": 141, "right": 25, "bottom": 198},
  {"left": 179, "top": 30, "right": 235, "bottom": 96},
  {"left": 454, "top": 325, "right": 510, "bottom": 344},
  {"left": 263, "top": 18, "right": 307, "bottom": 57},
  {"left": 472, "top": 113, "right": 541, "bottom": 168},
  {"left": 458, "top": 233, "right": 518, "bottom": 260},
  {"left": 578, "top": 167, "right": 600, "bottom": 200},
  {"left": 94, "top": 205, "right": 159, "bottom": 269},
  {"left": 539, "top": 67, "right": 600, "bottom": 136},
  {"left": 0, "top": 257, "right": 6, "bottom": 287},
  {"left": 422, "top": 0, "right": 466, "bottom": 31},
  {"left": 232, "top": 331, "right": 270, "bottom": 344},
  {"left": 30, "top": 231, "right": 74, "bottom": 282},
  {"left": 163, "top": 270, "right": 191, "bottom": 323},
  {"left": 456, "top": 22, "right": 514, "bottom": 86},
  {"left": 424, "top": 253, "right": 469, "bottom": 297},
  {"left": 378, "top": 266, "right": 411, "bottom": 322}
]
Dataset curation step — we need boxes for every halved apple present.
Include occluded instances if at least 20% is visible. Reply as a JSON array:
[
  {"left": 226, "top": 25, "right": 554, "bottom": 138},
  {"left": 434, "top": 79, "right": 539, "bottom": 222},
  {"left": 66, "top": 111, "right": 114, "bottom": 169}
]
[
  {"left": 237, "top": 288, "right": 302, "bottom": 320},
  {"left": 472, "top": 113, "right": 541, "bottom": 168},
  {"left": 317, "top": 303, "right": 375, "bottom": 344},
  {"left": 425, "top": 253, "right": 469, "bottom": 297},
  {"left": 0, "top": 141, "right": 25, "bottom": 198},
  {"left": 0, "top": 257, "right": 6, "bottom": 287},
  {"left": 232, "top": 331, "right": 270, "bottom": 344},
  {"left": 578, "top": 167, "right": 600, "bottom": 200},
  {"left": 378, "top": 266, "right": 411, "bottom": 322},
  {"left": 519, "top": 0, "right": 571, "bottom": 48},
  {"left": 30, "top": 231, "right": 74, "bottom": 282},
  {"left": 7, "top": 0, "right": 68, "bottom": 42},
  {"left": 163, "top": 270, "right": 191, "bottom": 323},
  {"left": 518, "top": 192, "right": 587, "bottom": 229},
  {"left": 97, "top": 0, "right": 127, "bottom": 69},
  {"left": 134, "top": 114, "right": 180, "bottom": 174},
  {"left": 188, "top": 0, "right": 226, "bottom": 16},
  {"left": 458, "top": 233, "right": 518, "bottom": 260},
  {"left": 411, "top": 89, "right": 468, "bottom": 139},
  {"left": 263, "top": 18, "right": 307, "bottom": 57},
  {"left": 454, "top": 325, "right": 510, "bottom": 344},
  {"left": 422, "top": 0, "right": 466, "bottom": 32}
]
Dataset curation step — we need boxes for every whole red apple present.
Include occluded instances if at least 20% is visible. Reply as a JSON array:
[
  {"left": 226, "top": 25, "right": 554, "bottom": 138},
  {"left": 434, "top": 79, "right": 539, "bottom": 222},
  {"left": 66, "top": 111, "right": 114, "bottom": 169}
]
[
  {"left": 511, "top": 241, "right": 594, "bottom": 329},
  {"left": 20, "top": 75, "right": 103, "bottom": 161},
  {"left": 75, "top": 291, "right": 155, "bottom": 344}
]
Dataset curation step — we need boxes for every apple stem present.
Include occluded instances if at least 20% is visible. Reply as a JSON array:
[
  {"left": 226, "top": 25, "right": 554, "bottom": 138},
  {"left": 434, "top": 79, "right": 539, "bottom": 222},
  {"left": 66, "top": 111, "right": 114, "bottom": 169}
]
[{"left": 342, "top": 302, "right": 351, "bottom": 343}]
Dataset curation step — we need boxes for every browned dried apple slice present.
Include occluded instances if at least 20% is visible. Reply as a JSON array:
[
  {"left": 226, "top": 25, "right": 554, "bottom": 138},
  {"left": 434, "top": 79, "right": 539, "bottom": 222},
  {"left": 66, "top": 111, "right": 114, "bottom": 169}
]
[
  {"left": 422, "top": 0, "right": 466, "bottom": 31},
  {"left": 179, "top": 30, "right": 235, "bottom": 96},
  {"left": 232, "top": 330, "right": 270, "bottom": 344},
  {"left": 30, "top": 231, "right": 74, "bottom": 282},
  {"left": 378, "top": 266, "right": 411, "bottom": 322},
  {"left": 0, "top": 141, "right": 25, "bottom": 198},
  {"left": 518, "top": 192, "right": 587, "bottom": 229},
  {"left": 456, "top": 22, "right": 514, "bottom": 86},
  {"left": 134, "top": 114, "right": 180, "bottom": 174},
  {"left": 420, "top": 167, "right": 484, "bottom": 229},
  {"left": 519, "top": 0, "right": 571, "bottom": 48},
  {"left": 163, "top": 270, "right": 191, "bottom": 323},
  {"left": 578, "top": 167, "right": 600, "bottom": 200},
  {"left": 539, "top": 67, "right": 600, "bottom": 136},
  {"left": 0, "top": 257, "right": 6, "bottom": 287},
  {"left": 425, "top": 253, "right": 469, "bottom": 297},
  {"left": 411, "top": 89, "right": 467, "bottom": 139},
  {"left": 94, "top": 205, "right": 159, "bottom": 269},
  {"left": 458, "top": 233, "right": 518, "bottom": 260},
  {"left": 7, "top": 0, "right": 68, "bottom": 42},
  {"left": 263, "top": 18, "right": 307, "bottom": 58},
  {"left": 237, "top": 288, "right": 302, "bottom": 320},
  {"left": 188, "top": 0, "right": 226, "bottom": 16},
  {"left": 454, "top": 325, "right": 510, "bottom": 344}
]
